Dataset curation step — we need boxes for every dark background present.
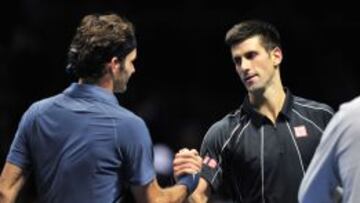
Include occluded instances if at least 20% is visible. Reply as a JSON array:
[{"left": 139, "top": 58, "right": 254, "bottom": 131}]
[{"left": 1, "top": 0, "right": 360, "bottom": 201}]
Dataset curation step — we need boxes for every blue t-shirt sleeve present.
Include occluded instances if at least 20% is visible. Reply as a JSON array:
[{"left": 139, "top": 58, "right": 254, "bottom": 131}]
[
  {"left": 7, "top": 105, "right": 36, "bottom": 170},
  {"left": 116, "top": 116, "right": 156, "bottom": 186}
]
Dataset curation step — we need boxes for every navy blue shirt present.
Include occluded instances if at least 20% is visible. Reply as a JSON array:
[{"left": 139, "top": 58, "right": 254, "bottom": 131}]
[{"left": 7, "top": 83, "right": 156, "bottom": 203}]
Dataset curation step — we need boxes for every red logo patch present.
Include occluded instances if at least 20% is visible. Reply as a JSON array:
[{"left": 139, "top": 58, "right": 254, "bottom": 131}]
[
  {"left": 208, "top": 159, "right": 218, "bottom": 168},
  {"left": 294, "top": 125, "right": 308, "bottom": 138},
  {"left": 202, "top": 156, "right": 218, "bottom": 168},
  {"left": 203, "top": 156, "right": 210, "bottom": 164}
]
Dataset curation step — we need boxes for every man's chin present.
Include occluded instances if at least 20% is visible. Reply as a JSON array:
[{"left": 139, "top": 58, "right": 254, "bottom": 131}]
[
  {"left": 114, "top": 85, "right": 127, "bottom": 94},
  {"left": 247, "top": 85, "right": 264, "bottom": 94}
]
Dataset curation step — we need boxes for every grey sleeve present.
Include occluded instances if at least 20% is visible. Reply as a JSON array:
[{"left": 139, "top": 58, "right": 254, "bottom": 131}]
[
  {"left": 334, "top": 110, "right": 360, "bottom": 203},
  {"left": 299, "top": 104, "right": 360, "bottom": 203},
  {"left": 298, "top": 110, "right": 341, "bottom": 203}
]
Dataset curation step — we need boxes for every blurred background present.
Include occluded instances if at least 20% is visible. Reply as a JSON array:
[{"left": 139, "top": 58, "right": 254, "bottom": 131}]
[{"left": 1, "top": 0, "right": 360, "bottom": 202}]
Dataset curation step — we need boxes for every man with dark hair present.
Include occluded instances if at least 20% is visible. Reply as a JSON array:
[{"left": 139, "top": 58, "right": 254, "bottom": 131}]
[
  {"left": 174, "top": 20, "right": 334, "bottom": 202},
  {"left": 0, "top": 13, "right": 201, "bottom": 203}
]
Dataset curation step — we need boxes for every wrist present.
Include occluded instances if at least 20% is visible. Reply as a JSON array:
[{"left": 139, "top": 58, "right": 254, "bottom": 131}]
[{"left": 176, "top": 173, "right": 200, "bottom": 194}]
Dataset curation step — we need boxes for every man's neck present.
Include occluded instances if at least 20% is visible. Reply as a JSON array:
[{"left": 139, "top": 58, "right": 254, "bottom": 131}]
[
  {"left": 249, "top": 85, "right": 286, "bottom": 124},
  {"left": 78, "top": 76, "right": 113, "bottom": 93}
]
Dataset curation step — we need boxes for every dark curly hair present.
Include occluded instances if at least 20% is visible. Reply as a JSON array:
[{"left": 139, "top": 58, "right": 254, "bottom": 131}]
[
  {"left": 225, "top": 20, "right": 281, "bottom": 51},
  {"left": 66, "top": 13, "right": 136, "bottom": 82}
]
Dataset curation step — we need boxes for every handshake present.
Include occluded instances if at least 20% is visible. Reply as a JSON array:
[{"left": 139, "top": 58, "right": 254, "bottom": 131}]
[{"left": 172, "top": 148, "right": 203, "bottom": 194}]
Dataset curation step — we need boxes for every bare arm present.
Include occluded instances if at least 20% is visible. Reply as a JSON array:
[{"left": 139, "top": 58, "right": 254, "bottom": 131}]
[
  {"left": 132, "top": 179, "right": 189, "bottom": 203},
  {"left": 0, "top": 162, "right": 27, "bottom": 203},
  {"left": 187, "top": 178, "right": 211, "bottom": 203},
  {"left": 131, "top": 149, "right": 202, "bottom": 203}
]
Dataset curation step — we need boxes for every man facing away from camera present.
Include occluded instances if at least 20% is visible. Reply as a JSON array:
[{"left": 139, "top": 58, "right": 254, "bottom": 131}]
[{"left": 0, "top": 13, "right": 202, "bottom": 203}]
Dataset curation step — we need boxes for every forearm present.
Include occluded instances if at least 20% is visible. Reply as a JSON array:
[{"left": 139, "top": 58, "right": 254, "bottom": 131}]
[
  {"left": 0, "top": 163, "right": 26, "bottom": 203},
  {"left": 133, "top": 179, "right": 191, "bottom": 203},
  {"left": 152, "top": 173, "right": 200, "bottom": 203},
  {"left": 134, "top": 148, "right": 203, "bottom": 203},
  {"left": 187, "top": 192, "right": 208, "bottom": 203},
  {"left": 153, "top": 185, "right": 208, "bottom": 203},
  {"left": 155, "top": 184, "right": 189, "bottom": 203},
  {"left": 186, "top": 178, "right": 211, "bottom": 203},
  {"left": 0, "top": 184, "right": 16, "bottom": 203}
]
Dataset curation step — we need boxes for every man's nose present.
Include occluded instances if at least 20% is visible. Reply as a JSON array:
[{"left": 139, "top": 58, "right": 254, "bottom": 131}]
[{"left": 240, "top": 59, "right": 251, "bottom": 71}]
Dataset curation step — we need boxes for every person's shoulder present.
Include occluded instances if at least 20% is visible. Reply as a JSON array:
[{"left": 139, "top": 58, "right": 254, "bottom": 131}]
[
  {"left": 27, "top": 94, "right": 62, "bottom": 115},
  {"left": 211, "top": 109, "right": 241, "bottom": 131},
  {"left": 292, "top": 95, "right": 334, "bottom": 116},
  {"left": 338, "top": 96, "right": 360, "bottom": 118},
  {"left": 114, "top": 106, "right": 145, "bottom": 124},
  {"left": 111, "top": 106, "right": 149, "bottom": 137},
  {"left": 325, "top": 96, "right": 360, "bottom": 142},
  {"left": 114, "top": 108, "right": 151, "bottom": 144},
  {"left": 203, "top": 109, "right": 241, "bottom": 142}
]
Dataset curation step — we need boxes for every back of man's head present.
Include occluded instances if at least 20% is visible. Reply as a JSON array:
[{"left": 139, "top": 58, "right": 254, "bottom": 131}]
[{"left": 66, "top": 13, "right": 137, "bottom": 82}]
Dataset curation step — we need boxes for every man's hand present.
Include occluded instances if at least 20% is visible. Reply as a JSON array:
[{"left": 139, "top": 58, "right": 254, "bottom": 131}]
[
  {"left": 131, "top": 148, "right": 203, "bottom": 203},
  {"left": 173, "top": 148, "right": 202, "bottom": 180}
]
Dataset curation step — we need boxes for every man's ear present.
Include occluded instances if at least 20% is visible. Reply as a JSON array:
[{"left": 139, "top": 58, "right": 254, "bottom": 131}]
[
  {"left": 272, "top": 47, "right": 283, "bottom": 67},
  {"left": 109, "top": 56, "right": 121, "bottom": 73}
]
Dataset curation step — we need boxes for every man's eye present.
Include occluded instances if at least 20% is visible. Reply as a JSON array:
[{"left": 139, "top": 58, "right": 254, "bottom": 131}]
[
  {"left": 245, "top": 52, "right": 257, "bottom": 59},
  {"left": 233, "top": 57, "right": 241, "bottom": 65}
]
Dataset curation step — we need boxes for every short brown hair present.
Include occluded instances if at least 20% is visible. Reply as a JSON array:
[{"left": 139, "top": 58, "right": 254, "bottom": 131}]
[{"left": 67, "top": 13, "right": 136, "bottom": 81}]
